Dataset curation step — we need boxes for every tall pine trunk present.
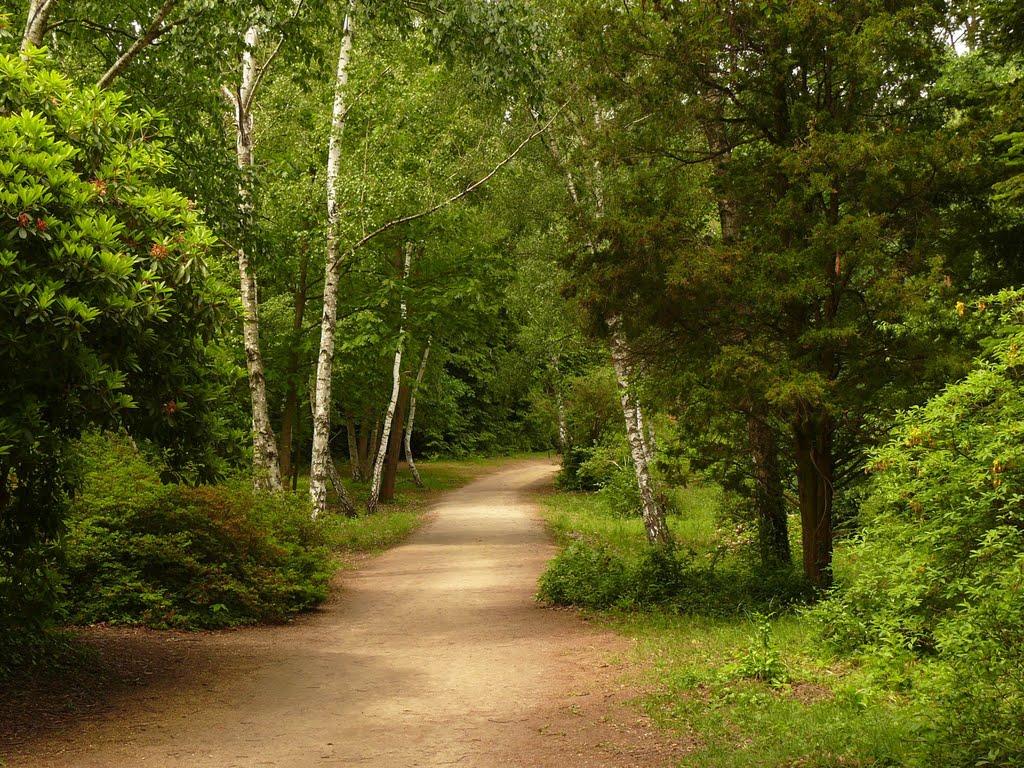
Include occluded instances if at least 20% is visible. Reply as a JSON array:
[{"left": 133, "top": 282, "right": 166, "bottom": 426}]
[
  {"left": 404, "top": 341, "right": 431, "bottom": 487},
  {"left": 703, "top": 92, "right": 790, "bottom": 567},
  {"left": 310, "top": 10, "right": 354, "bottom": 518},
  {"left": 233, "top": 26, "right": 282, "bottom": 492},
  {"left": 608, "top": 318, "right": 670, "bottom": 547},
  {"left": 367, "top": 246, "right": 411, "bottom": 513}
]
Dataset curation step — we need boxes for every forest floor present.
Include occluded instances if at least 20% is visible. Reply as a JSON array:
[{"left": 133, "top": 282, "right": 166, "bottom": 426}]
[{"left": 1, "top": 459, "right": 689, "bottom": 768}]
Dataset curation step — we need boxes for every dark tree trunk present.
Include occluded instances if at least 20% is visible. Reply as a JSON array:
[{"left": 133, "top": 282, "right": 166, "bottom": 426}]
[
  {"left": 278, "top": 246, "right": 309, "bottom": 483},
  {"left": 345, "top": 412, "right": 363, "bottom": 482},
  {"left": 747, "top": 408, "right": 790, "bottom": 569},
  {"left": 357, "top": 420, "right": 370, "bottom": 481},
  {"left": 381, "top": 381, "right": 410, "bottom": 502},
  {"left": 793, "top": 413, "right": 834, "bottom": 588}
]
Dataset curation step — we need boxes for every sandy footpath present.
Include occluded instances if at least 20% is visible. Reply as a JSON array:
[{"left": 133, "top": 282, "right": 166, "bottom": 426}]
[{"left": 5, "top": 460, "right": 687, "bottom": 767}]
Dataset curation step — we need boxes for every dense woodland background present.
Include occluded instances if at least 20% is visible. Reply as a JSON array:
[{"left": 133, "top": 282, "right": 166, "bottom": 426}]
[{"left": 1, "top": 0, "right": 1023, "bottom": 765}]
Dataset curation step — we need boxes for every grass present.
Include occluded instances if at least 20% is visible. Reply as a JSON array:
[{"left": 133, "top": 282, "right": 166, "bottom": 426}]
[{"left": 537, "top": 484, "right": 922, "bottom": 768}]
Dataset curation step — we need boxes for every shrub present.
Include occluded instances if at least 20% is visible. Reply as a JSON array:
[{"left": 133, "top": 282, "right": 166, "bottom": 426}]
[
  {"left": 537, "top": 540, "right": 630, "bottom": 609},
  {"left": 538, "top": 536, "right": 811, "bottom": 615},
  {"left": 59, "top": 434, "right": 332, "bottom": 629},
  {"left": 812, "top": 289, "right": 1024, "bottom": 767}
]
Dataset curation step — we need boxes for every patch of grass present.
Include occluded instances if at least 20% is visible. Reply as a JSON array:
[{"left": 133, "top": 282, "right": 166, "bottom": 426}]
[
  {"left": 612, "top": 611, "right": 920, "bottom": 768},
  {"left": 538, "top": 483, "right": 921, "bottom": 767},
  {"left": 538, "top": 488, "right": 811, "bottom": 613}
]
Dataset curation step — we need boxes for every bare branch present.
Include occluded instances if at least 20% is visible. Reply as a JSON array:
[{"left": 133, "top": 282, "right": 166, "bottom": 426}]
[
  {"left": 242, "top": 0, "right": 308, "bottom": 113},
  {"left": 220, "top": 84, "right": 239, "bottom": 109},
  {"left": 348, "top": 105, "right": 566, "bottom": 253}
]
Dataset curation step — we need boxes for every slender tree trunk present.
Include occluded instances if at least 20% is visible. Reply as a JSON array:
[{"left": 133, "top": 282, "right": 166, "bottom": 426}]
[
  {"left": 369, "top": 420, "right": 382, "bottom": 470},
  {"left": 550, "top": 353, "right": 568, "bottom": 454},
  {"left": 96, "top": 0, "right": 177, "bottom": 89},
  {"left": 794, "top": 413, "right": 834, "bottom": 587},
  {"left": 345, "top": 413, "right": 363, "bottom": 482},
  {"left": 309, "top": 10, "right": 355, "bottom": 518},
  {"left": 22, "top": 0, "right": 57, "bottom": 51},
  {"left": 404, "top": 341, "right": 430, "bottom": 487},
  {"left": 634, "top": 400, "right": 655, "bottom": 464},
  {"left": 357, "top": 420, "right": 371, "bottom": 479},
  {"left": 279, "top": 245, "right": 309, "bottom": 483},
  {"left": 381, "top": 381, "right": 410, "bottom": 501},
  {"left": 748, "top": 408, "right": 790, "bottom": 568},
  {"left": 307, "top": 384, "right": 355, "bottom": 516},
  {"left": 232, "top": 26, "right": 282, "bottom": 493},
  {"left": 608, "top": 318, "right": 670, "bottom": 546},
  {"left": 367, "top": 246, "right": 411, "bottom": 513}
]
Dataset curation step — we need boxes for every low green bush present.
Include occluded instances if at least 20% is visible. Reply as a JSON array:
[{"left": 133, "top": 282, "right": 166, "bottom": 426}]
[
  {"left": 537, "top": 536, "right": 811, "bottom": 614},
  {"left": 59, "top": 434, "right": 332, "bottom": 629},
  {"left": 812, "top": 289, "right": 1024, "bottom": 767}
]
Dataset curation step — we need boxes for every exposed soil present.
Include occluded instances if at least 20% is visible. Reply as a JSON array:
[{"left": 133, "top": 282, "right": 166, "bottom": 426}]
[{"left": 1, "top": 460, "right": 693, "bottom": 767}]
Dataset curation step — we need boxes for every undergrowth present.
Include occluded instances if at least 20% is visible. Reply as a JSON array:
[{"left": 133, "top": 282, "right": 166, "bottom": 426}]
[
  {"left": 536, "top": 486, "right": 921, "bottom": 767},
  {"left": 536, "top": 489, "right": 811, "bottom": 614}
]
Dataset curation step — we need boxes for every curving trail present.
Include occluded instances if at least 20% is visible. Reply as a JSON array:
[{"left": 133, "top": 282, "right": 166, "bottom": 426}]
[{"left": 7, "top": 460, "right": 685, "bottom": 767}]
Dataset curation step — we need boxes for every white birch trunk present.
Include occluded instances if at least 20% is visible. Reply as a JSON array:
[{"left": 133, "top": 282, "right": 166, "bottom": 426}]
[
  {"left": 306, "top": 383, "right": 356, "bottom": 515},
  {"left": 551, "top": 354, "right": 568, "bottom": 454},
  {"left": 404, "top": 340, "right": 431, "bottom": 488},
  {"left": 22, "top": 0, "right": 57, "bottom": 51},
  {"left": 232, "top": 26, "right": 283, "bottom": 493},
  {"left": 309, "top": 10, "right": 355, "bottom": 519},
  {"left": 608, "top": 318, "right": 669, "bottom": 546},
  {"left": 367, "top": 246, "right": 411, "bottom": 513},
  {"left": 634, "top": 400, "right": 654, "bottom": 464}
]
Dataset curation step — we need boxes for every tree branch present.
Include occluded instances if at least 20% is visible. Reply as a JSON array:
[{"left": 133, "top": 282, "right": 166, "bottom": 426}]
[
  {"left": 242, "top": 0, "right": 308, "bottom": 113},
  {"left": 348, "top": 106, "right": 566, "bottom": 253},
  {"left": 96, "top": 0, "right": 178, "bottom": 90}
]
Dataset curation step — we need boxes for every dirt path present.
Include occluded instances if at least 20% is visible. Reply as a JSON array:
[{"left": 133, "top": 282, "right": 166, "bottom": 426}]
[{"left": 5, "top": 460, "right": 688, "bottom": 767}]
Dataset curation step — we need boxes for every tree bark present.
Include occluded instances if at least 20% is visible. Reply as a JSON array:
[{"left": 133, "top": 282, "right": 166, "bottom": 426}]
[
  {"left": 95, "top": 0, "right": 177, "bottom": 89},
  {"left": 404, "top": 341, "right": 430, "bottom": 487},
  {"left": 231, "top": 26, "right": 282, "bottom": 493},
  {"left": 279, "top": 244, "right": 310, "bottom": 483},
  {"left": 22, "top": 0, "right": 57, "bottom": 51},
  {"left": 307, "top": 384, "right": 355, "bottom": 516},
  {"left": 345, "top": 413, "right": 363, "bottom": 482},
  {"left": 703, "top": 90, "right": 793, "bottom": 569},
  {"left": 794, "top": 413, "right": 834, "bottom": 587},
  {"left": 381, "top": 381, "right": 410, "bottom": 501},
  {"left": 309, "top": 9, "right": 354, "bottom": 519},
  {"left": 369, "top": 419, "right": 382, "bottom": 471},
  {"left": 608, "top": 318, "right": 670, "bottom": 547},
  {"left": 357, "top": 420, "right": 371, "bottom": 479},
  {"left": 748, "top": 409, "right": 790, "bottom": 568},
  {"left": 550, "top": 353, "right": 568, "bottom": 454},
  {"left": 367, "top": 245, "right": 411, "bottom": 513}
]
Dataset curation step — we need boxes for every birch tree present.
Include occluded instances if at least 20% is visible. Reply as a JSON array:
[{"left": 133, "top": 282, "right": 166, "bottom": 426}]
[
  {"left": 309, "top": 8, "right": 355, "bottom": 518},
  {"left": 404, "top": 340, "right": 431, "bottom": 487},
  {"left": 546, "top": 123, "right": 671, "bottom": 545},
  {"left": 223, "top": 26, "right": 284, "bottom": 491},
  {"left": 367, "top": 245, "right": 412, "bottom": 513}
]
